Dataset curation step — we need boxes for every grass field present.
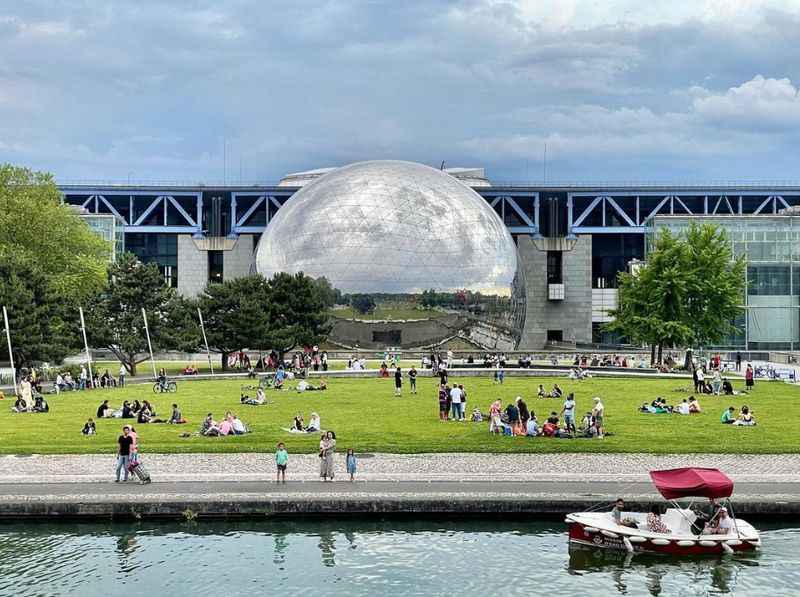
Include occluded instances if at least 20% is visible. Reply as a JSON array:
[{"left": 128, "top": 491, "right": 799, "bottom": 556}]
[
  {"left": 330, "top": 306, "right": 435, "bottom": 320},
  {"left": 1, "top": 375, "right": 797, "bottom": 455}
]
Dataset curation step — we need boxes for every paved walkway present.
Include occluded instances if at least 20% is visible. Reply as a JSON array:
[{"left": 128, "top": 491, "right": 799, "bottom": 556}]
[{"left": 2, "top": 453, "right": 799, "bottom": 484}]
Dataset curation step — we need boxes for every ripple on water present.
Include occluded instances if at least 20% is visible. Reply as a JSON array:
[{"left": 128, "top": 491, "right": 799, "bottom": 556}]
[{"left": 0, "top": 522, "right": 799, "bottom": 597}]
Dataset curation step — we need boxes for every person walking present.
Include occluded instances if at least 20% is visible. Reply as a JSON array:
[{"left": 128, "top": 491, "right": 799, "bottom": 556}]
[
  {"left": 119, "top": 364, "right": 127, "bottom": 388},
  {"left": 115, "top": 426, "right": 134, "bottom": 482},
  {"left": 394, "top": 367, "right": 402, "bottom": 396},
  {"left": 275, "top": 442, "right": 288, "bottom": 483},
  {"left": 408, "top": 366, "right": 417, "bottom": 394},
  {"left": 735, "top": 352, "right": 742, "bottom": 372}
]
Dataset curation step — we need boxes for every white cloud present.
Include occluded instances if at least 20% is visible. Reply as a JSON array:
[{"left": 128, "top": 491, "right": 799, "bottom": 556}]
[{"left": 692, "top": 75, "right": 800, "bottom": 128}]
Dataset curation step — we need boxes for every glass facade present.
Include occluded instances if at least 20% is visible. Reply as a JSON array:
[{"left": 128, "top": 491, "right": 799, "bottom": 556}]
[
  {"left": 125, "top": 233, "right": 178, "bottom": 287},
  {"left": 80, "top": 214, "right": 125, "bottom": 262},
  {"left": 649, "top": 215, "right": 800, "bottom": 350}
]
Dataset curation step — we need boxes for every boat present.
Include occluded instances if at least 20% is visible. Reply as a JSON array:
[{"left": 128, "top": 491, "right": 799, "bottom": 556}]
[{"left": 565, "top": 467, "right": 761, "bottom": 556}]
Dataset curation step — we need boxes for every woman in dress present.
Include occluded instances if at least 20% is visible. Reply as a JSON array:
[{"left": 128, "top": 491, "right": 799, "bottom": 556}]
[{"left": 320, "top": 432, "right": 336, "bottom": 481}]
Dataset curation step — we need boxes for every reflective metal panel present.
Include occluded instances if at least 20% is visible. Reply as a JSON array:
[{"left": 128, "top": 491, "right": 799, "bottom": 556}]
[{"left": 255, "top": 160, "right": 526, "bottom": 349}]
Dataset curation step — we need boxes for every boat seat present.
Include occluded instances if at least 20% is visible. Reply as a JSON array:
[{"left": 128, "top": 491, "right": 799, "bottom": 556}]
[{"left": 663, "top": 508, "right": 696, "bottom": 534}]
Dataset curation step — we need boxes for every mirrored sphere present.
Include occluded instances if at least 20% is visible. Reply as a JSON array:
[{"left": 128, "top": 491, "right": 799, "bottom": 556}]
[{"left": 255, "top": 160, "right": 526, "bottom": 350}]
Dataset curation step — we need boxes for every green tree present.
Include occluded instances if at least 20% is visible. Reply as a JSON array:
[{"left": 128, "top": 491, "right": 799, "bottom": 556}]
[
  {"left": 350, "top": 294, "right": 376, "bottom": 315},
  {"left": 0, "top": 250, "right": 80, "bottom": 368},
  {"left": 312, "top": 276, "right": 342, "bottom": 309},
  {"left": 606, "top": 223, "right": 745, "bottom": 363},
  {"left": 85, "top": 253, "right": 183, "bottom": 376},
  {"left": 198, "top": 275, "right": 273, "bottom": 370},
  {"left": 265, "top": 272, "right": 330, "bottom": 356},
  {"left": 0, "top": 164, "right": 109, "bottom": 302}
]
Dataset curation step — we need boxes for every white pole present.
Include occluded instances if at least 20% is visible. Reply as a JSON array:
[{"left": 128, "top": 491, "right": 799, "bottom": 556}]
[
  {"left": 2, "top": 306, "right": 18, "bottom": 396},
  {"left": 78, "top": 307, "right": 94, "bottom": 388},
  {"left": 141, "top": 308, "right": 158, "bottom": 379},
  {"left": 197, "top": 307, "right": 214, "bottom": 375}
]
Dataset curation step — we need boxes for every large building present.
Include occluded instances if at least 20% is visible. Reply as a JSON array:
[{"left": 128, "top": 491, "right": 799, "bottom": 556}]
[{"left": 59, "top": 169, "right": 800, "bottom": 350}]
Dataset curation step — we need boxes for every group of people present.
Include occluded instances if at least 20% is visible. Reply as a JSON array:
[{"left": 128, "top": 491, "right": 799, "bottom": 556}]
[
  {"left": 640, "top": 396, "right": 702, "bottom": 414},
  {"left": 437, "top": 382, "right": 469, "bottom": 421},
  {"left": 489, "top": 394, "right": 605, "bottom": 439},
  {"left": 721, "top": 405, "right": 756, "bottom": 426},
  {"left": 388, "top": 366, "right": 417, "bottom": 395},
  {"left": 56, "top": 365, "right": 126, "bottom": 393},
  {"left": 536, "top": 383, "right": 564, "bottom": 398},
  {"left": 692, "top": 367, "right": 739, "bottom": 395},
  {"left": 274, "top": 435, "right": 357, "bottom": 483},
  {"left": 289, "top": 412, "right": 322, "bottom": 433},
  {"left": 611, "top": 497, "right": 735, "bottom": 536},
  {"left": 199, "top": 411, "right": 249, "bottom": 436}
]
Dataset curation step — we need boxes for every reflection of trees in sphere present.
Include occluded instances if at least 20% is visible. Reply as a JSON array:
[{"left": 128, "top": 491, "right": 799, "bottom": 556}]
[{"left": 255, "top": 160, "right": 526, "bottom": 349}]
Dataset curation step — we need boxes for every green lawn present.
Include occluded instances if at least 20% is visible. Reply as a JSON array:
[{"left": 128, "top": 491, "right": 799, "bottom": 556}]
[
  {"left": 330, "top": 306, "right": 436, "bottom": 320},
  {"left": 1, "top": 376, "right": 797, "bottom": 455}
]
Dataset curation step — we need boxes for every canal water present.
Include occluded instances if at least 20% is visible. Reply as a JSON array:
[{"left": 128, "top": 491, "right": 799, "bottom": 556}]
[{"left": 1, "top": 520, "right": 798, "bottom": 596}]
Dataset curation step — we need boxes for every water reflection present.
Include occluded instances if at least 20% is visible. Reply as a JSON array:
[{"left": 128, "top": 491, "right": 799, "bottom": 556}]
[{"left": 0, "top": 520, "right": 794, "bottom": 597}]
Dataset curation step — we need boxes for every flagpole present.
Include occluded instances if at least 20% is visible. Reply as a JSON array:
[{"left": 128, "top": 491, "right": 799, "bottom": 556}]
[
  {"left": 78, "top": 307, "right": 94, "bottom": 388},
  {"left": 197, "top": 307, "right": 214, "bottom": 375},
  {"left": 2, "top": 306, "right": 17, "bottom": 396},
  {"left": 141, "top": 308, "right": 158, "bottom": 379}
]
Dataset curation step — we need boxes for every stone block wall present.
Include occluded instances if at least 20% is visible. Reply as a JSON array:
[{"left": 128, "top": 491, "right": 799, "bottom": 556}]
[
  {"left": 177, "top": 235, "right": 207, "bottom": 298},
  {"left": 517, "top": 235, "right": 593, "bottom": 349},
  {"left": 223, "top": 235, "right": 254, "bottom": 280}
]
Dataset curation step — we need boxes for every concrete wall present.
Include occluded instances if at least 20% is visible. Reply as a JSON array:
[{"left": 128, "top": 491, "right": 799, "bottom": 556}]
[
  {"left": 177, "top": 235, "right": 207, "bottom": 298},
  {"left": 517, "top": 235, "right": 593, "bottom": 349},
  {"left": 223, "top": 235, "right": 254, "bottom": 280}
]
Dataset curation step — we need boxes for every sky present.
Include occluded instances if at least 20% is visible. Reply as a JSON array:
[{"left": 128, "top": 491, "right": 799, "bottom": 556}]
[{"left": 1, "top": 0, "right": 800, "bottom": 184}]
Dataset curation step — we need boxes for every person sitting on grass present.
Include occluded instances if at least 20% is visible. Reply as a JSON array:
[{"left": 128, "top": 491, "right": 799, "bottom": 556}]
[
  {"left": 168, "top": 403, "right": 186, "bottom": 424},
  {"left": 550, "top": 384, "right": 564, "bottom": 398},
  {"left": 121, "top": 401, "right": 134, "bottom": 419},
  {"left": 82, "top": 418, "right": 96, "bottom": 435},
  {"left": 722, "top": 378, "right": 734, "bottom": 395},
  {"left": 526, "top": 412, "right": 539, "bottom": 436},
  {"left": 97, "top": 400, "right": 113, "bottom": 419},
  {"left": 12, "top": 396, "right": 28, "bottom": 413},
  {"left": 688, "top": 396, "right": 702, "bottom": 413},
  {"left": 137, "top": 404, "right": 165, "bottom": 424},
  {"left": 131, "top": 400, "right": 142, "bottom": 413},
  {"left": 676, "top": 398, "right": 690, "bottom": 415},
  {"left": 32, "top": 395, "right": 49, "bottom": 413},
  {"left": 721, "top": 406, "right": 737, "bottom": 424},
  {"left": 293, "top": 414, "right": 305, "bottom": 432},
  {"left": 537, "top": 384, "right": 546, "bottom": 399},
  {"left": 231, "top": 413, "right": 248, "bottom": 435},
  {"left": 306, "top": 412, "right": 321, "bottom": 433},
  {"left": 200, "top": 413, "right": 220, "bottom": 436},
  {"left": 542, "top": 412, "right": 560, "bottom": 437},
  {"left": 274, "top": 367, "right": 287, "bottom": 390},
  {"left": 733, "top": 405, "right": 756, "bottom": 426},
  {"left": 581, "top": 413, "right": 598, "bottom": 438}
]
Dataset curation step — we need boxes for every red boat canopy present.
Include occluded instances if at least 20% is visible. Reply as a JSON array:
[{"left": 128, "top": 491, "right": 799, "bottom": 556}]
[{"left": 649, "top": 467, "right": 734, "bottom": 500}]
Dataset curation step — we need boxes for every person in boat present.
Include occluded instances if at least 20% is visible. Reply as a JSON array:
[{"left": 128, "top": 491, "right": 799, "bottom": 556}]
[
  {"left": 611, "top": 498, "right": 638, "bottom": 528},
  {"left": 692, "top": 497, "right": 722, "bottom": 534},
  {"left": 721, "top": 406, "right": 736, "bottom": 424},
  {"left": 705, "top": 506, "right": 734, "bottom": 534},
  {"left": 646, "top": 504, "right": 671, "bottom": 534}
]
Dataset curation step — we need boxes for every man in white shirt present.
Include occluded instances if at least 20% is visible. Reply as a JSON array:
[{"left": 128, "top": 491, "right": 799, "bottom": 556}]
[
  {"left": 79, "top": 366, "right": 87, "bottom": 390},
  {"left": 119, "top": 364, "right": 127, "bottom": 388},
  {"left": 449, "top": 385, "right": 463, "bottom": 421}
]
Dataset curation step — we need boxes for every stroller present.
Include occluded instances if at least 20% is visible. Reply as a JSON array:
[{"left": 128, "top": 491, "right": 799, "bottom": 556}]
[{"left": 128, "top": 457, "right": 152, "bottom": 484}]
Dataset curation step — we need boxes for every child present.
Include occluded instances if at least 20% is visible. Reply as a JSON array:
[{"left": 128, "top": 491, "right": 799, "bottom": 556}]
[
  {"left": 275, "top": 442, "right": 288, "bottom": 483},
  {"left": 346, "top": 448, "right": 357, "bottom": 482}
]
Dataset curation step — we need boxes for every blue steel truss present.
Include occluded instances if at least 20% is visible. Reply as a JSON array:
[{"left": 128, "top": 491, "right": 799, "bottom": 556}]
[
  {"left": 59, "top": 185, "right": 800, "bottom": 237},
  {"left": 567, "top": 191, "right": 800, "bottom": 234}
]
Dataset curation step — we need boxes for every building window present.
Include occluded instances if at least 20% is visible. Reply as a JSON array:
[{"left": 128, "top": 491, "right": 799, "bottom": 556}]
[
  {"left": 547, "top": 329, "right": 563, "bottom": 342},
  {"left": 547, "top": 251, "right": 563, "bottom": 284},
  {"left": 208, "top": 250, "right": 224, "bottom": 284},
  {"left": 125, "top": 233, "right": 177, "bottom": 287}
]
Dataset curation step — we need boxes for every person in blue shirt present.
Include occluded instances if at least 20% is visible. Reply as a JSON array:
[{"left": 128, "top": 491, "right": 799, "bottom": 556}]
[{"left": 346, "top": 448, "right": 357, "bottom": 481}]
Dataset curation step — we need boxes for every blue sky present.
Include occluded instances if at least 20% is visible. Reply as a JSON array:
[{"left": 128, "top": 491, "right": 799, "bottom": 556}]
[{"left": 2, "top": 0, "right": 800, "bottom": 183}]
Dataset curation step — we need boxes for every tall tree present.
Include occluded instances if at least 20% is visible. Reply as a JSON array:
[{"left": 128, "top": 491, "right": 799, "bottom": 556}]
[
  {"left": 0, "top": 250, "right": 80, "bottom": 368},
  {"left": 85, "top": 253, "right": 182, "bottom": 376},
  {"left": 198, "top": 275, "right": 273, "bottom": 370},
  {"left": 0, "top": 164, "right": 109, "bottom": 302},
  {"left": 265, "top": 272, "right": 330, "bottom": 356},
  {"left": 606, "top": 223, "right": 745, "bottom": 363}
]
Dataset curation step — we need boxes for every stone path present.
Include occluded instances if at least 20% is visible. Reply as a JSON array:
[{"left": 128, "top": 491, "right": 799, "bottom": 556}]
[{"left": 1, "top": 453, "right": 798, "bottom": 484}]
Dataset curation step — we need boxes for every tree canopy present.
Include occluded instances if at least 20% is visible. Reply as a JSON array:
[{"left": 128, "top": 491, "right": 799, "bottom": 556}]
[
  {"left": 606, "top": 222, "right": 745, "bottom": 363},
  {"left": 85, "top": 253, "right": 186, "bottom": 376},
  {"left": 0, "top": 164, "right": 109, "bottom": 303}
]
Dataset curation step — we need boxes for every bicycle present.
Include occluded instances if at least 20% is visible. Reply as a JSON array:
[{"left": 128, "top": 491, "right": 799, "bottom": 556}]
[{"left": 153, "top": 380, "right": 178, "bottom": 393}]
